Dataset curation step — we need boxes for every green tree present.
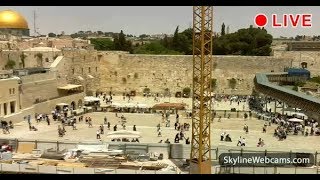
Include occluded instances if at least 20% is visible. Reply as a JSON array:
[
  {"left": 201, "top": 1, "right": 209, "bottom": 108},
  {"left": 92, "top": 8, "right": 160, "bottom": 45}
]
[
  {"left": 5, "top": 60, "right": 16, "bottom": 69},
  {"left": 213, "top": 26, "right": 272, "bottom": 56},
  {"left": 139, "top": 34, "right": 149, "bottom": 39},
  {"left": 118, "top": 30, "right": 127, "bottom": 50},
  {"left": 221, "top": 23, "right": 226, "bottom": 36},
  {"left": 162, "top": 34, "right": 170, "bottom": 48},
  {"left": 48, "top": 32, "right": 56, "bottom": 37},
  {"left": 113, "top": 30, "right": 132, "bottom": 52},
  {"left": 90, "top": 38, "right": 114, "bottom": 51},
  {"left": 172, "top": 26, "right": 180, "bottom": 51},
  {"left": 97, "top": 31, "right": 104, "bottom": 35},
  {"left": 133, "top": 41, "right": 181, "bottom": 55}
]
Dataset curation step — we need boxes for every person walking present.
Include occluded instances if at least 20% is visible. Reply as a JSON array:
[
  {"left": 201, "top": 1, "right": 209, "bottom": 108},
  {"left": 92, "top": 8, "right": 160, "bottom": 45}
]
[
  {"left": 107, "top": 122, "right": 111, "bottom": 130},
  {"left": 96, "top": 129, "right": 101, "bottom": 139},
  {"left": 104, "top": 117, "right": 107, "bottom": 125},
  {"left": 237, "top": 136, "right": 242, "bottom": 146}
]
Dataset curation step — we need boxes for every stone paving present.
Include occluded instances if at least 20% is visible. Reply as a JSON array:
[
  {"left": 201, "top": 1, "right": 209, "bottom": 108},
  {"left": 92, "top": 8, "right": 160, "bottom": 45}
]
[{"left": 2, "top": 104, "right": 320, "bottom": 152}]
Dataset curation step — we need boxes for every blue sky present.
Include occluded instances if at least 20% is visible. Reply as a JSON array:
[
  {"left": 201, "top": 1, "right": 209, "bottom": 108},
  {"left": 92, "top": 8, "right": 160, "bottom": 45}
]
[{"left": 2, "top": 6, "right": 319, "bottom": 38}]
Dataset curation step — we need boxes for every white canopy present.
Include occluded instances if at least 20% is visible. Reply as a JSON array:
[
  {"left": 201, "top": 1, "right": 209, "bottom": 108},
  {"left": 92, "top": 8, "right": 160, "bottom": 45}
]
[
  {"left": 106, "top": 130, "right": 141, "bottom": 139},
  {"left": 84, "top": 96, "right": 100, "bottom": 102},
  {"left": 292, "top": 112, "right": 308, "bottom": 119},
  {"left": 56, "top": 103, "right": 68, "bottom": 106},
  {"left": 107, "top": 134, "right": 141, "bottom": 139},
  {"left": 288, "top": 118, "right": 304, "bottom": 123}
]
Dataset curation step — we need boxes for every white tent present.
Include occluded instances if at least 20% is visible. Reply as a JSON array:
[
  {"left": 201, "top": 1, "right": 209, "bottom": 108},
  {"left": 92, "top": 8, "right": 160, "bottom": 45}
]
[{"left": 288, "top": 118, "right": 304, "bottom": 123}]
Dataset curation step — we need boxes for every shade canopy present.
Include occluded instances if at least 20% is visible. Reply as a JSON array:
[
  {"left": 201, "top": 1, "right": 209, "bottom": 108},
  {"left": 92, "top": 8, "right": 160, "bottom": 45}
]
[
  {"left": 56, "top": 103, "right": 68, "bottom": 106},
  {"left": 153, "top": 103, "right": 186, "bottom": 110},
  {"left": 288, "top": 118, "right": 304, "bottom": 123},
  {"left": 58, "top": 84, "right": 82, "bottom": 90}
]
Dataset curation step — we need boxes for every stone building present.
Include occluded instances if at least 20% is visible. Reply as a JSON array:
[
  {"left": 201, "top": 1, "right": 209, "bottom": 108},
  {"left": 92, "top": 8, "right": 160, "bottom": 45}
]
[
  {"left": 287, "top": 41, "right": 320, "bottom": 51},
  {"left": 0, "top": 77, "right": 21, "bottom": 117}
]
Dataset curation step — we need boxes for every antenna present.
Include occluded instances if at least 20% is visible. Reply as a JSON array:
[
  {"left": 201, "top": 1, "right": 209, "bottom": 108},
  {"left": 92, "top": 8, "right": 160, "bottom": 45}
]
[{"left": 33, "top": 10, "right": 40, "bottom": 36}]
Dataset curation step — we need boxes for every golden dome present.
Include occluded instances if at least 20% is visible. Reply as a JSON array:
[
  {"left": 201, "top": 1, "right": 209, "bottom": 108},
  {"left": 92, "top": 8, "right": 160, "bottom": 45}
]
[{"left": 0, "top": 10, "right": 28, "bottom": 29}]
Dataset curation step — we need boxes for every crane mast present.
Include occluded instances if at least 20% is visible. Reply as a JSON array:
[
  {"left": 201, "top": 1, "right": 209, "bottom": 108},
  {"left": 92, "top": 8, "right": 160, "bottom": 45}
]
[{"left": 190, "top": 6, "right": 213, "bottom": 174}]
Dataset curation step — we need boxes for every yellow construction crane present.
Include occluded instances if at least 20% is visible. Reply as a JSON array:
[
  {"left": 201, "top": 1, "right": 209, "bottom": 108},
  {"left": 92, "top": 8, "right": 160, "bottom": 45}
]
[{"left": 190, "top": 6, "right": 213, "bottom": 174}]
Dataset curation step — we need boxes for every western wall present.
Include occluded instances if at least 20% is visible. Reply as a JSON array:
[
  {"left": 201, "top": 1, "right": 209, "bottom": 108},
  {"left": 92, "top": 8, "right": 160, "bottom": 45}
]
[
  {"left": 99, "top": 53, "right": 292, "bottom": 95},
  {"left": 2, "top": 49, "right": 319, "bottom": 99}
]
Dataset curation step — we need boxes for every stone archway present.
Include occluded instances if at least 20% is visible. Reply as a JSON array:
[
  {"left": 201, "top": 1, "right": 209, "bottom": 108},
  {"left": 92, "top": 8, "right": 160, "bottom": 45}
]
[
  {"left": 78, "top": 99, "right": 83, "bottom": 108},
  {"left": 71, "top": 101, "right": 76, "bottom": 110}
]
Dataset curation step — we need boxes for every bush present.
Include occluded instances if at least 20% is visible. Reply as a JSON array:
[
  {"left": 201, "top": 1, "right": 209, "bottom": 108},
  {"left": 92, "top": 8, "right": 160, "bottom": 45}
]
[
  {"left": 211, "top": 78, "right": 217, "bottom": 90},
  {"left": 35, "top": 53, "right": 43, "bottom": 59},
  {"left": 294, "top": 81, "right": 306, "bottom": 87},
  {"left": 309, "top": 76, "right": 320, "bottom": 84},
  {"left": 122, "top": 77, "right": 127, "bottom": 84},
  {"left": 183, "top": 87, "right": 191, "bottom": 97},
  {"left": 5, "top": 60, "right": 16, "bottom": 69},
  {"left": 134, "top": 73, "right": 139, "bottom": 79},
  {"left": 229, "top": 78, "right": 237, "bottom": 89},
  {"left": 292, "top": 86, "right": 298, "bottom": 91},
  {"left": 143, "top": 88, "right": 151, "bottom": 94}
]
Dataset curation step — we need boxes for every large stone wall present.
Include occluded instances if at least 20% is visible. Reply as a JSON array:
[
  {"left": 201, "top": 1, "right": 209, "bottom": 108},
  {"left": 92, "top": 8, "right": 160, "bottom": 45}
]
[
  {"left": 99, "top": 54, "right": 291, "bottom": 95},
  {"left": 57, "top": 50, "right": 101, "bottom": 94},
  {"left": 20, "top": 74, "right": 59, "bottom": 109},
  {"left": 0, "top": 50, "right": 61, "bottom": 70},
  {"left": 274, "top": 50, "right": 320, "bottom": 76}
]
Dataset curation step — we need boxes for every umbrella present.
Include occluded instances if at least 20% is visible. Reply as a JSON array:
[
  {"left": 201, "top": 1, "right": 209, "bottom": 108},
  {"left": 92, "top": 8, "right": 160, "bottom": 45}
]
[{"left": 288, "top": 118, "right": 304, "bottom": 123}]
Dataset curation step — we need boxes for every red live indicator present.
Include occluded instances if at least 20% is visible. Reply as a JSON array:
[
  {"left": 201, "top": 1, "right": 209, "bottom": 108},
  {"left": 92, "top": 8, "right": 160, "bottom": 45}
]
[{"left": 254, "top": 14, "right": 312, "bottom": 28}]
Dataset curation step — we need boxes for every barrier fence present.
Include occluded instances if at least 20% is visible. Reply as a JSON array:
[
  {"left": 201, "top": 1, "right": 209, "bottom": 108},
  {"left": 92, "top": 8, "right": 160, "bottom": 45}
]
[
  {"left": 215, "top": 165, "right": 320, "bottom": 174},
  {"left": 0, "top": 138, "right": 319, "bottom": 174}
]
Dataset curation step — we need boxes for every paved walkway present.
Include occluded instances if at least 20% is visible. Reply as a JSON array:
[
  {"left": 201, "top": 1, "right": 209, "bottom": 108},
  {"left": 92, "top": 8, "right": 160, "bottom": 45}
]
[{"left": 2, "top": 111, "right": 320, "bottom": 152}]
